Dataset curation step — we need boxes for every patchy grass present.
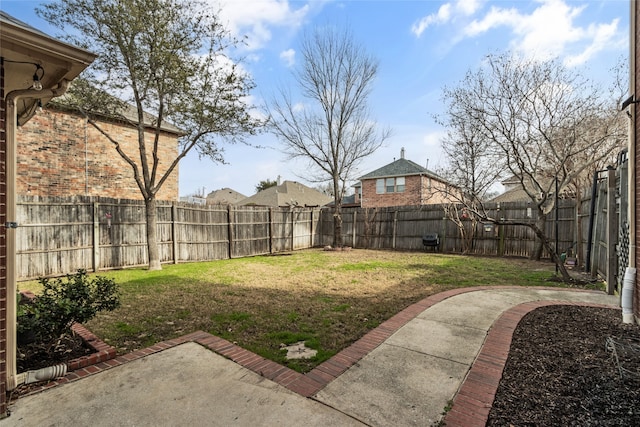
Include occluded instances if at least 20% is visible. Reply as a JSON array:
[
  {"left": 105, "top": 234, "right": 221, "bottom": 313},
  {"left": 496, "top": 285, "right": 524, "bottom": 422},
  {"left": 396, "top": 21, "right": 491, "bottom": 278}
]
[{"left": 19, "top": 249, "right": 562, "bottom": 373}]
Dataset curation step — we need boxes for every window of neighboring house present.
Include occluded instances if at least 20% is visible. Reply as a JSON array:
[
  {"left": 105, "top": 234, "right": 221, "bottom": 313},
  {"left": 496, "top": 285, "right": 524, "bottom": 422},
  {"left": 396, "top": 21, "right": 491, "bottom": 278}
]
[
  {"left": 377, "top": 177, "right": 406, "bottom": 194},
  {"left": 386, "top": 178, "right": 395, "bottom": 193}
]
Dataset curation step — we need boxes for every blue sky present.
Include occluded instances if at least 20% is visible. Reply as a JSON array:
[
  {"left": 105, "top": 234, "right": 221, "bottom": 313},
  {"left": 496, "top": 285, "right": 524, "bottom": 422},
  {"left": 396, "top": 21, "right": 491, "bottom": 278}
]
[{"left": 2, "top": 0, "right": 630, "bottom": 197}]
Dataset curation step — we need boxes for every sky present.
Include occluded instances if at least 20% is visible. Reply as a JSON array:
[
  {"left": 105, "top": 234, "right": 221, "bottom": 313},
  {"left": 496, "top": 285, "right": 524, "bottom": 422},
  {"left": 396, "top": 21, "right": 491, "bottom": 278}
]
[{"left": 1, "top": 0, "right": 630, "bottom": 198}]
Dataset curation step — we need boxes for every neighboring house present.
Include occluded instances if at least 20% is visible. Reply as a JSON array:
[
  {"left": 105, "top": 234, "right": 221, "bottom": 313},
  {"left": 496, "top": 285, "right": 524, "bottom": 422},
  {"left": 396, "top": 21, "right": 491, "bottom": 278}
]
[
  {"left": 491, "top": 175, "right": 576, "bottom": 203},
  {"left": 1, "top": 10, "right": 96, "bottom": 415},
  {"left": 179, "top": 196, "right": 207, "bottom": 205},
  {"left": 357, "top": 148, "right": 456, "bottom": 208},
  {"left": 206, "top": 187, "right": 247, "bottom": 205},
  {"left": 16, "top": 93, "right": 182, "bottom": 201},
  {"left": 238, "top": 180, "right": 332, "bottom": 208}
]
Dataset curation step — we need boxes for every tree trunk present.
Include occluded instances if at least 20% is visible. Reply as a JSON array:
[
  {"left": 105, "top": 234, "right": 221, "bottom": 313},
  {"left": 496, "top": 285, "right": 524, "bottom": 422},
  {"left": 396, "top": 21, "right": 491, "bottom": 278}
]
[
  {"left": 333, "top": 205, "right": 343, "bottom": 247},
  {"left": 530, "top": 221, "right": 572, "bottom": 282},
  {"left": 145, "top": 196, "right": 162, "bottom": 271},
  {"left": 531, "top": 212, "right": 547, "bottom": 261}
]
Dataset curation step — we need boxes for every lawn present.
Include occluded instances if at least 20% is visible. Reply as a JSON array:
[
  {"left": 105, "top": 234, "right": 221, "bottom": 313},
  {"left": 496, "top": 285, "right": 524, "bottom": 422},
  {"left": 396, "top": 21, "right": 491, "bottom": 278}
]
[{"left": 20, "top": 249, "right": 565, "bottom": 372}]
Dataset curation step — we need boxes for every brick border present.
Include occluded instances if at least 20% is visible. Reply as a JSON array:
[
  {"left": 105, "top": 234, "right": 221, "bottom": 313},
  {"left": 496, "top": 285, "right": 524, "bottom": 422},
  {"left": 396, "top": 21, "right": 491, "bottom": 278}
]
[
  {"left": 11, "top": 286, "right": 614, "bottom": 405},
  {"left": 443, "top": 300, "right": 621, "bottom": 427}
]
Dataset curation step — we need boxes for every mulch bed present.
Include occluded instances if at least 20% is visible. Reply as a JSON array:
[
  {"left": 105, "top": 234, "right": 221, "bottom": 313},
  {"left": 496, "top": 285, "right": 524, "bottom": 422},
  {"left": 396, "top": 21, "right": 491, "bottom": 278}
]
[
  {"left": 17, "top": 332, "right": 94, "bottom": 373},
  {"left": 487, "top": 305, "right": 640, "bottom": 426}
]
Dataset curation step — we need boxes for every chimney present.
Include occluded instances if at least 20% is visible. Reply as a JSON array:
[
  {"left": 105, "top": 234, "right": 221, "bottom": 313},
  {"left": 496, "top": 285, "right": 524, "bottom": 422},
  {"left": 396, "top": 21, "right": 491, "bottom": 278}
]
[
  {"left": 400, "top": 147, "right": 405, "bottom": 159},
  {"left": 277, "top": 175, "right": 281, "bottom": 185}
]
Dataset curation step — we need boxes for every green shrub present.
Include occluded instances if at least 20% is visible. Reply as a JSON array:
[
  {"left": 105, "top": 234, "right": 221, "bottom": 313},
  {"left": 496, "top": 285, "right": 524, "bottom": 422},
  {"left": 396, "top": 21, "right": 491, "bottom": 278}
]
[{"left": 17, "top": 269, "right": 120, "bottom": 344}]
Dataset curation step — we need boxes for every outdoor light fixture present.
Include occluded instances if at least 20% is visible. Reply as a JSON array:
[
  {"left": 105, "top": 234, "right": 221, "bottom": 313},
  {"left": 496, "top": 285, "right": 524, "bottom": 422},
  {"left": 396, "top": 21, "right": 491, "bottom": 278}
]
[{"left": 32, "top": 64, "right": 44, "bottom": 91}]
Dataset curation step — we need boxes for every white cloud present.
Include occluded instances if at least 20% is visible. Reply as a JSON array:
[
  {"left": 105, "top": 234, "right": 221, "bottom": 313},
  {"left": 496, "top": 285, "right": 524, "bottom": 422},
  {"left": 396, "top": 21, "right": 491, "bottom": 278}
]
[
  {"left": 411, "top": 3, "right": 452, "bottom": 37},
  {"left": 564, "top": 18, "right": 621, "bottom": 67},
  {"left": 212, "top": 0, "right": 311, "bottom": 50},
  {"left": 412, "top": 0, "right": 483, "bottom": 37},
  {"left": 420, "top": 0, "right": 624, "bottom": 66},
  {"left": 279, "top": 48, "right": 296, "bottom": 67}
]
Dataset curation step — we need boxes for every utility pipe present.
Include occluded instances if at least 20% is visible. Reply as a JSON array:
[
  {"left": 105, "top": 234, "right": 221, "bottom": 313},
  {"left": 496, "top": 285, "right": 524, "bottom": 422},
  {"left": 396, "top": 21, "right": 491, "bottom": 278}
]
[
  {"left": 5, "top": 80, "right": 71, "bottom": 390},
  {"left": 627, "top": 0, "right": 637, "bottom": 324}
]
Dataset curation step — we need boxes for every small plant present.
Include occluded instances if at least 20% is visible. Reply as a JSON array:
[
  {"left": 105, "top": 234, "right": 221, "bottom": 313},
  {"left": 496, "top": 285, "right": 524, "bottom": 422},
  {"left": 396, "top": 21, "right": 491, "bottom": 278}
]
[{"left": 17, "top": 269, "right": 120, "bottom": 345}]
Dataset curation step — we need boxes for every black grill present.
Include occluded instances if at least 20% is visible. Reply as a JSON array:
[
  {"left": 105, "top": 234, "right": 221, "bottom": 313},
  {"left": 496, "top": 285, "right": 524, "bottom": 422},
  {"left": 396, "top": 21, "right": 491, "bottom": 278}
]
[{"left": 422, "top": 233, "right": 440, "bottom": 252}]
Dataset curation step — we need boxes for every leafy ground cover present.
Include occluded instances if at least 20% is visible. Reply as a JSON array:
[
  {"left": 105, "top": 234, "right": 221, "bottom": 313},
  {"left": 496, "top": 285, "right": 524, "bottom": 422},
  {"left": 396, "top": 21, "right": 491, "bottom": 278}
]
[{"left": 19, "top": 249, "right": 568, "bottom": 373}]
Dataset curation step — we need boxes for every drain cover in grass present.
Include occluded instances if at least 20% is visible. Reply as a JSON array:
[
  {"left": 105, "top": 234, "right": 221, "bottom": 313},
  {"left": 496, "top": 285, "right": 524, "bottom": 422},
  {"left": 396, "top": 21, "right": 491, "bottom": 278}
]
[{"left": 282, "top": 341, "right": 317, "bottom": 360}]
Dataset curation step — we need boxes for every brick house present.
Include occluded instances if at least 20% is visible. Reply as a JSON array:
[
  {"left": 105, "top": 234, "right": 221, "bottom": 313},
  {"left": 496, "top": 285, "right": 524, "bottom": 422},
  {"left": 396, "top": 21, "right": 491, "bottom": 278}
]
[
  {"left": 16, "top": 96, "right": 181, "bottom": 201},
  {"left": 357, "top": 148, "right": 457, "bottom": 208},
  {"left": 1, "top": 11, "right": 96, "bottom": 416}
]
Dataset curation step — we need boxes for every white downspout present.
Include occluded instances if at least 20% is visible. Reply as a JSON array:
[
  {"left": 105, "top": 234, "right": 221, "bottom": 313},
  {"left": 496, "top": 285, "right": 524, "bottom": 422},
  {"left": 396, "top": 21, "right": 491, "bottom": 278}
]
[
  {"left": 5, "top": 80, "right": 71, "bottom": 390},
  {"left": 624, "top": 0, "right": 637, "bottom": 325}
]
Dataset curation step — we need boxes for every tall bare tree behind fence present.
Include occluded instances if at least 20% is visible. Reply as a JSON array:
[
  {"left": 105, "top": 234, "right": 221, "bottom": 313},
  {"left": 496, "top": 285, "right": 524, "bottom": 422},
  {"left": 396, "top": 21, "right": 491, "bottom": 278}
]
[{"left": 17, "top": 194, "right": 619, "bottom": 281}]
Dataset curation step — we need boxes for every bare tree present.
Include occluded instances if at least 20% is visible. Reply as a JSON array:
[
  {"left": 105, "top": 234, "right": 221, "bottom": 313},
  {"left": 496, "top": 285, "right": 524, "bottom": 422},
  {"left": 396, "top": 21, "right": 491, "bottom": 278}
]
[
  {"left": 437, "top": 109, "right": 504, "bottom": 253},
  {"left": 39, "top": 0, "right": 263, "bottom": 270},
  {"left": 268, "top": 26, "right": 390, "bottom": 247},
  {"left": 440, "top": 53, "right": 626, "bottom": 281}
]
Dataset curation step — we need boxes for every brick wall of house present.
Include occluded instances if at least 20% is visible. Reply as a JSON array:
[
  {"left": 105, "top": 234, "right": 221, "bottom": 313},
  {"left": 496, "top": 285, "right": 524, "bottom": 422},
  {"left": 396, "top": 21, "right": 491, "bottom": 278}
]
[
  {"left": 16, "top": 107, "right": 179, "bottom": 201},
  {"left": 0, "top": 59, "right": 8, "bottom": 418},
  {"left": 360, "top": 175, "right": 453, "bottom": 208}
]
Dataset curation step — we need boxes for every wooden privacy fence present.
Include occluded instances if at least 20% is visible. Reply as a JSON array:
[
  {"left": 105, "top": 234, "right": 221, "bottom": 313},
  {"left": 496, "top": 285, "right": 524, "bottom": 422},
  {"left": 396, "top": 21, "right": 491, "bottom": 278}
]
[
  {"left": 318, "top": 201, "right": 576, "bottom": 258},
  {"left": 16, "top": 196, "right": 322, "bottom": 279},
  {"left": 16, "top": 195, "right": 584, "bottom": 280}
]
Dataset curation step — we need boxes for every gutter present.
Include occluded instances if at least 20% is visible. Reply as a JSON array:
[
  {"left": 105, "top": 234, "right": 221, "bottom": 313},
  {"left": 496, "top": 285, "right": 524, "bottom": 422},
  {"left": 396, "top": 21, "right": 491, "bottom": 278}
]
[{"left": 5, "top": 80, "right": 71, "bottom": 390}]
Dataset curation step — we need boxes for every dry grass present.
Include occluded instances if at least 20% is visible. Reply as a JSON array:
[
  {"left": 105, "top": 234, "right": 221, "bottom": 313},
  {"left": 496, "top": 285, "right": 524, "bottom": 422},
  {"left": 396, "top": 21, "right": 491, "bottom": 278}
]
[{"left": 20, "top": 249, "right": 563, "bottom": 372}]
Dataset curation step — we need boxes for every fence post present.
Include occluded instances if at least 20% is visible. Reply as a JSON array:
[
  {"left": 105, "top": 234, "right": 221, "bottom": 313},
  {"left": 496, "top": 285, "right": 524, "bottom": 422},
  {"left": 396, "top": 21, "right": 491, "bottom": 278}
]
[
  {"left": 227, "top": 205, "right": 234, "bottom": 259},
  {"left": 171, "top": 203, "right": 178, "bottom": 264},
  {"left": 309, "top": 209, "right": 314, "bottom": 248},
  {"left": 291, "top": 209, "right": 295, "bottom": 251},
  {"left": 269, "top": 207, "right": 274, "bottom": 254},
  {"left": 606, "top": 167, "right": 616, "bottom": 294},
  {"left": 352, "top": 210, "right": 357, "bottom": 248},
  {"left": 93, "top": 201, "right": 99, "bottom": 272},
  {"left": 392, "top": 210, "right": 398, "bottom": 249}
]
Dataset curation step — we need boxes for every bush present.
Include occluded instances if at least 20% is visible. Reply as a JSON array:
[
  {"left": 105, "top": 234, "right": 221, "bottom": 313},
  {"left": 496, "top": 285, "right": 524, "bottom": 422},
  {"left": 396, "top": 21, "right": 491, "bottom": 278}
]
[{"left": 17, "top": 269, "right": 120, "bottom": 344}]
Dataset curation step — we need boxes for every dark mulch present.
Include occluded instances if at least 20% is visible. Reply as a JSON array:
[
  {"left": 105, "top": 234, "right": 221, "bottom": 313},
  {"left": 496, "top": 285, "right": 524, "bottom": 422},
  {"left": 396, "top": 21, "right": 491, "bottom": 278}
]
[
  {"left": 17, "top": 333, "right": 94, "bottom": 372},
  {"left": 487, "top": 305, "right": 640, "bottom": 426}
]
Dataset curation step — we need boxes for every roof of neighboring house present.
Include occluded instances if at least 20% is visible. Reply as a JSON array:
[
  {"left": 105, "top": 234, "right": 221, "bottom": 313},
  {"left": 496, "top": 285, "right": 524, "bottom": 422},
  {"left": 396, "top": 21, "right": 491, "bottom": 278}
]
[
  {"left": 238, "top": 180, "right": 332, "bottom": 207},
  {"left": 359, "top": 157, "right": 445, "bottom": 181},
  {"left": 326, "top": 193, "right": 359, "bottom": 207},
  {"left": 50, "top": 83, "right": 184, "bottom": 135},
  {"left": 206, "top": 188, "right": 247, "bottom": 205},
  {"left": 489, "top": 187, "right": 531, "bottom": 203}
]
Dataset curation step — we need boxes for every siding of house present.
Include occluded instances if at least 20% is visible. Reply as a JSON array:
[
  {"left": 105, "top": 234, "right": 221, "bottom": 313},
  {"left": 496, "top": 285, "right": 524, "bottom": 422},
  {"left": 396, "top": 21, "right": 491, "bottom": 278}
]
[
  {"left": 419, "top": 176, "right": 453, "bottom": 205},
  {"left": 0, "top": 59, "right": 8, "bottom": 418},
  {"left": 16, "top": 107, "right": 179, "bottom": 201}
]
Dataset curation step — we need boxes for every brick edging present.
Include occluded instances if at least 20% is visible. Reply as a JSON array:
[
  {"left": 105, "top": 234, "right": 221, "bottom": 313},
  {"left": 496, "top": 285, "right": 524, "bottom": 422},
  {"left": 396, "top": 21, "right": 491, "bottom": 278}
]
[
  {"left": 13, "top": 286, "right": 611, "bottom": 402},
  {"left": 442, "top": 300, "right": 620, "bottom": 427}
]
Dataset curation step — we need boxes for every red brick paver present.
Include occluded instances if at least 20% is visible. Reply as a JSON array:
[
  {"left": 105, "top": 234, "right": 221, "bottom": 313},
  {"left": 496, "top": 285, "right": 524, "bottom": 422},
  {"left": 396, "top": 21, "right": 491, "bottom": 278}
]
[{"left": 13, "top": 284, "right": 616, "bottom": 426}]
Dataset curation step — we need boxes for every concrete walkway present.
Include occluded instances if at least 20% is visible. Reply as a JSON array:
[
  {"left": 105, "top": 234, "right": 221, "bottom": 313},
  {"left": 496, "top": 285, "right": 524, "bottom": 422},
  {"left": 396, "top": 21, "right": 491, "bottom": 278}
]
[{"left": 3, "top": 287, "right": 619, "bottom": 427}]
